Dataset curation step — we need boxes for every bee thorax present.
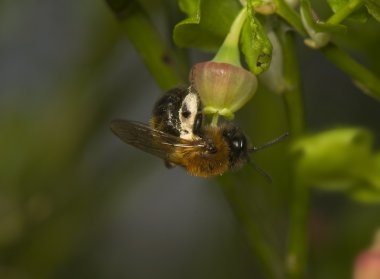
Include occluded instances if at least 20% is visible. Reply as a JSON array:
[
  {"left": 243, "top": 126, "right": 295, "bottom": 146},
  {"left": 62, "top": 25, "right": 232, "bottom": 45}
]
[{"left": 151, "top": 87, "right": 202, "bottom": 140}]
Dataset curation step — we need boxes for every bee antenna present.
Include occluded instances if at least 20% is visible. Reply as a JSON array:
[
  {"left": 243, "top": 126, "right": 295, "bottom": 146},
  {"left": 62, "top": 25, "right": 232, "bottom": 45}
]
[
  {"left": 249, "top": 132, "right": 289, "bottom": 153},
  {"left": 247, "top": 158, "right": 273, "bottom": 184}
]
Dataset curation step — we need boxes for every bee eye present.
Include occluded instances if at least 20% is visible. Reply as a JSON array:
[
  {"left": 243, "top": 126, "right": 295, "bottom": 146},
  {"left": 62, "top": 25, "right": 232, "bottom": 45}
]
[
  {"left": 231, "top": 137, "right": 246, "bottom": 151},
  {"left": 232, "top": 139, "right": 239, "bottom": 149},
  {"left": 232, "top": 139, "right": 241, "bottom": 149}
]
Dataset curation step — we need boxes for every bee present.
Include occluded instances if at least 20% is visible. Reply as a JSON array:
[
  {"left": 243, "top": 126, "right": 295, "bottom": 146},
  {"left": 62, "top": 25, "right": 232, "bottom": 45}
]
[{"left": 110, "top": 87, "right": 287, "bottom": 178}]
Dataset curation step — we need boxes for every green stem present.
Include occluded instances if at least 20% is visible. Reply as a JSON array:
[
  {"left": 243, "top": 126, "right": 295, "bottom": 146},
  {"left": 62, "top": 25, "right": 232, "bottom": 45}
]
[
  {"left": 219, "top": 176, "right": 282, "bottom": 279},
  {"left": 321, "top": 44, "right": 380, "bottom": 101},
  {"left": 105, "top": 0, "right": 183, "bottom": 90},
  {"left": 281, "top": 30, "right": 305, "bottom": 138},
  {"left": 273, "top": 0, "right": 307, "bottom": 36},
  {"left": 210, "top": 114, "right": 219, "bottom": 127},
  {"left": 279, "top": 28, "right": 308, "bottom": 279},
  {"left": 286, "top": 178, "right": 309, "bottom": 279},
  {"left": 213, "top": 8, "right": 247, "bottom": 67},
  {"left": 326, "top": 0, "right": 365, "bottom": 25}
]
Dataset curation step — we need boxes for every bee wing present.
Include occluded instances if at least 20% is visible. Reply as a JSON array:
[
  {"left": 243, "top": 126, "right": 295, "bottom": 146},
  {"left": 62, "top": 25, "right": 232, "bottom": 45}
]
[{"left": 110, "top": 119, "right": 202, "bottom": 162}]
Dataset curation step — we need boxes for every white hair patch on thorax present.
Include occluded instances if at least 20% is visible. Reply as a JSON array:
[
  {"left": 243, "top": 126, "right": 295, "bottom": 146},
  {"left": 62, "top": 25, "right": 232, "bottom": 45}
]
[{"left": 178, "top": 91, "right": 200, "bottom": 140}]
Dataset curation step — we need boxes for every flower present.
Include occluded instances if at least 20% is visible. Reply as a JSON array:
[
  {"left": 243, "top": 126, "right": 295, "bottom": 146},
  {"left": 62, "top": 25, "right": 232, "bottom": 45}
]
[
  {"left": 187, "top": 8, "right": 258, "bottom": 121},
  {"left": 190, "top": 61, "right": 257, "bottom": 120}
]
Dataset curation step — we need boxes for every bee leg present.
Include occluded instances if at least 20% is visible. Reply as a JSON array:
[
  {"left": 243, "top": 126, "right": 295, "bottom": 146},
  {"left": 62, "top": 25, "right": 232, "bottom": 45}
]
[{"left": 164, "top": 160, "right": 176, "bottom": 169}]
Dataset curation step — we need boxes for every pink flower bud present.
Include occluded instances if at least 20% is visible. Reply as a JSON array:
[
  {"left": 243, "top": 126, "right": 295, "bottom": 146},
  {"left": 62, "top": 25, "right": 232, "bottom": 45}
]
[
  {"left": 354, "top": 230, "right": 380, "bottom": 279},
  {"left": 190, "top": 61, "right": 258, "bottom": 119}
]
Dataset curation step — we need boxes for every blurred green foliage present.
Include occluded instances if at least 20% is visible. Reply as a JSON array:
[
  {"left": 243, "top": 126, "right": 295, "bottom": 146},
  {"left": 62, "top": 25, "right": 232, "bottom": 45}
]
[{"left": 292, "top": 128, "right": 380, "bottom": 202}]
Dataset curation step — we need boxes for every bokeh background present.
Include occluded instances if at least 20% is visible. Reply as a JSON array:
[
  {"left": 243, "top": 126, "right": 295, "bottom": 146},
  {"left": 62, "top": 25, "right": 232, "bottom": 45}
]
[{"left": 0, "top": 1, "right": 380, "bottom": 278}]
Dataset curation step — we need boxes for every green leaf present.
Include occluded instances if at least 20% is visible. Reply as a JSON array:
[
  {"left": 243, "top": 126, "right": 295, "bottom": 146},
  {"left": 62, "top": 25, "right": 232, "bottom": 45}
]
[
  {"left": 258, "top": 30, "right": 287, "bottom": 94},
  {"left": 365, "top": 0, "right": 380, "bottom": 22},
  {"left": 293, "top": 128, "right": 380, "bottom": 203},
  {"left": 292, "top": 128, "right": 375, "bottom": 190},
  {"left": 327, "top": 0, "right": 369, "bottom": 23},
  {"left": 240, "top": 1, "right": 272, "bottom": 75},
  {"left": 173, "top": 0, "right": 242, "bottom": 51}
]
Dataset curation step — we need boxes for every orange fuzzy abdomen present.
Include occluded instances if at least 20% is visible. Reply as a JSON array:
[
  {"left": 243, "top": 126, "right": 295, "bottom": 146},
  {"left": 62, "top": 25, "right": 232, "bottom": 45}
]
[{"left": 170, "top": 128, "right": 230, "bottom": 177}]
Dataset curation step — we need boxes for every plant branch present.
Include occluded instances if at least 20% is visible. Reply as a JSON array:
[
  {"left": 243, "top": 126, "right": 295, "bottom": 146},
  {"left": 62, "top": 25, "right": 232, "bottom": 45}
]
[
  {"left": 273, "top": 0, "right": 380, "bottom": 102},
  {"left": 219, "top": 176, "right": 283, "bottom": 279},
  {"left": 286, "top": 177, "right": 309, "bottom": 279},
  {"left": 105, "top": 0, "right": 183, "bottom": 90},
  {"left": 321, "top": 43, "right": 380, "bottom": 101},
  {"left": 281, "top": 30, "right": 305, "bottom": 138},
  {"left": 279, "top": 28, "right": 308, "bottom": 279},
  {"left": 273, "top": 0, "right": 307, "bottom": 36},
  {"left": 326, "top": 0, "right": 365, "bottom": 25}
]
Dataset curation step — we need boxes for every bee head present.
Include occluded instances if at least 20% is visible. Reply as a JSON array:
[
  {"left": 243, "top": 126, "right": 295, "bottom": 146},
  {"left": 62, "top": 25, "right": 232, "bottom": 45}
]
[{"left": 222, "top": 125, "right": 249, "bottom": 167}]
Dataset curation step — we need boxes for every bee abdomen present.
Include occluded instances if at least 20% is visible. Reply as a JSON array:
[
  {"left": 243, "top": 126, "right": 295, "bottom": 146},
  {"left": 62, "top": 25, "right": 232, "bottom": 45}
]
[
  {"left": 171, "top": 128, "right": 230, "bottom": 177},
  {"left": 183, "top": 155, "right": 229, "bottom": 177}
]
